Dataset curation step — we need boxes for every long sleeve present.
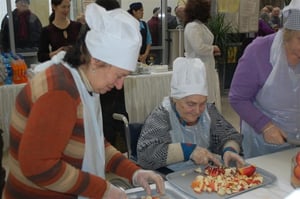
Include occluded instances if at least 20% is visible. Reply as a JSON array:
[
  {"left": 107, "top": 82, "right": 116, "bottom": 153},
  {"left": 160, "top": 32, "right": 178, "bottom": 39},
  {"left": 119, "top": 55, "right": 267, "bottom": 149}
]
[
  {"left": 30, "top": 14, "right": 42, "bottom": 48},
  {"left": 137, "top": 105, "right": 184, "bottom": 169},
  {"left": 184, "top": 22, "right": 214, "bottom": 57},
  {"left": 16, "top": 91, "right": 106, "bottom": 198},
  {"left": 37, "top": 27, "right": 51, "bottom": 62},
  {"left": 229, "top": 35, "right": 274, "bottom": 133},
  {"left": 207, "top": 103, "right": 243, "bottom": 155},
  {"left": 5, "top": 65, "right": 140, "bottom": 199},
  {"left": 145, "top": 22, "right": 152, "bottom": 45},
  {"left": 0, "top": 15, "right": 10, "bottom": 52},
  {"left": 258, "top": 19, "right": 275, "bottom": 36}
]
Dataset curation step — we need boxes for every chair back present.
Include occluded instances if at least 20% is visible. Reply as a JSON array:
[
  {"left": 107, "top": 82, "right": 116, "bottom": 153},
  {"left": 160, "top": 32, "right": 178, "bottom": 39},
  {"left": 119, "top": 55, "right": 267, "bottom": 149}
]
[{"left": 128, "top": 123, "right": 143, "bottom": 162}]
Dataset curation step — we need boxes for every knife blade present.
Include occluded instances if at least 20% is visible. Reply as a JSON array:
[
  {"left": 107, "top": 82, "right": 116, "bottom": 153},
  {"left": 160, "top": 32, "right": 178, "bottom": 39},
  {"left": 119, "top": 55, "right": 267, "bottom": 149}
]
[{"left": 128, "top": 194, "right": 170, "bottom": 199}]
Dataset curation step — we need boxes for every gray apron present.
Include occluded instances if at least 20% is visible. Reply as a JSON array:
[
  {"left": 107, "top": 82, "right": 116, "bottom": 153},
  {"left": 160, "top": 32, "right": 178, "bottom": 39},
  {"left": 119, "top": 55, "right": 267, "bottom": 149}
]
[
  {"left": 242, "top": 30, "right": 300, "bottom": 158},
  {"left": 162, "top": 97, "right": 211, "bottom": 171}
]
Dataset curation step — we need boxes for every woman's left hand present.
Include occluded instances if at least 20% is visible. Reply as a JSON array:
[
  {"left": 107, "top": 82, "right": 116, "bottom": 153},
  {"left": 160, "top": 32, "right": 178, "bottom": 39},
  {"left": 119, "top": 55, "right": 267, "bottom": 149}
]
[
  {"left": 139, "top": 54, "right": 147, "bottom": 64},
  {"left": 191, "top": 146, "right": 222, "bottom": 166},
  {"left": 223, "top": 151, "right": 245, "bottom": 168},
  {"left": 132, "top": 170, "right": 165, "bottom": 196}
]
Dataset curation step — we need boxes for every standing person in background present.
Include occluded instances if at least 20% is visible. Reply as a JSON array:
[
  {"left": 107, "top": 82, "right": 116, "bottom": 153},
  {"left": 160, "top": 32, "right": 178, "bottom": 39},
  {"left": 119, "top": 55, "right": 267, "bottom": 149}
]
[
  {"left": 258, "top": 12, "right": 275, "bottom": 36},
  {"left": 37, "top": 0, "right": 82, "bottom": 62},
  {"left": 175, "top": 0, "right": 186, "bottom": 26},
  {"left": 128, "top": 2, "right": 152, "bottom": 64},
  {"left": 148, "top": 7, "right": 161, "bottom": 46},
  {"left": 167, "top": 6, "right": 178, "bottom": 29},
  {"left": 147, "top": 7, "right": 162, "bottom": 64},
  {"left": 229, "top": 0, "right": 300, "bottom": 158},
  {"left": 3, "top": 3, "right": 165, "bottom": 198},
  {"left": 183, "top": 0, "right": 222, "bottom": 112},
  {"left": 270, "top": 6, "right": 282, "bottom": 31},
  {"left": 0, "top": 0, "right": 42, "bottom": 52}
]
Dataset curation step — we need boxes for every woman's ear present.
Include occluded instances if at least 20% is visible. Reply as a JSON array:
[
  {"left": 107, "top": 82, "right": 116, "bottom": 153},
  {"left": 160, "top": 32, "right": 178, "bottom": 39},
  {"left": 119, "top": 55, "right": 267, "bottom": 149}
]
[
  {"left": 90, "top": 57, "right": 107, "bottom": 69},
  {"left": 90, "top": 57, "right": 97, "bottom": 65}
]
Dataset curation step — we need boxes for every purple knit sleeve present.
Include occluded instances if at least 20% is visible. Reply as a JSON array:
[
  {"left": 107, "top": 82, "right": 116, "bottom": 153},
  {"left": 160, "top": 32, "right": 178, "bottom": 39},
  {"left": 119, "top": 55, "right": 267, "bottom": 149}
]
[{"left": 229, "top": 35, "right": 275, "bottom": 133}]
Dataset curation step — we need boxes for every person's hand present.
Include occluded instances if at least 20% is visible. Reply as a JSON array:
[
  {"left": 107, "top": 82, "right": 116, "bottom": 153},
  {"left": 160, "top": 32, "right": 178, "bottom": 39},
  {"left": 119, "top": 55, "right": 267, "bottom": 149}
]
[
  {"left": 102, "top": 183, "right": 127, "bottom": 199},
  {"left": 138, "top": 54, "right": 147, "bottom": 64},
  {"left": 263, "top": 123, "right": 287, "bottom": 145},
  {"left": 223, "top": 151, "right": 245, "bottom": 168},
  {"left": 61, "top": 45, "right": 72, "bottom": 51},
  {"left": 49, "top": 46, "right": 70, "bottom": 58},
  {"left": 213, "top": 45, "right": 221, "bottom": 56},
  {"left": 190, "top": 146, "right": 222, "bottom": 166},
  {"left": 132, "top": 170, "right": 165, "bottom": 195}
]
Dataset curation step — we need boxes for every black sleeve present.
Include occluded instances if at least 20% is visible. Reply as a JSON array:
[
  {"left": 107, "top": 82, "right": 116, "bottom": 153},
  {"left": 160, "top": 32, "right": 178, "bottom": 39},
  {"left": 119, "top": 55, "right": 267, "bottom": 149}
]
[
  {"left": 0, "top": 16, "right": 10, "bottom": 52},
  {"left": 37, "top": 27, "right": 51, "bottom": 62}
]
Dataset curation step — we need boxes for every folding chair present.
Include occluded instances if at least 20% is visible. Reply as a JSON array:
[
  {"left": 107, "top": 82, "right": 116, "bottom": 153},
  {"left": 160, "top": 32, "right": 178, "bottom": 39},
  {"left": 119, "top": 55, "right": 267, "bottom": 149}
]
[{"left": 112, "top": 114, "right": 174, "bottom": 178}]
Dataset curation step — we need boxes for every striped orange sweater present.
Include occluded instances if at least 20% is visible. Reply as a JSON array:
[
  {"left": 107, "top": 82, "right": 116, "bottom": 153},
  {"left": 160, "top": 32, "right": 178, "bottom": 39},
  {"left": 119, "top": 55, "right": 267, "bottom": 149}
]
[{"left": 3, "top": 64, "right": 140, "bottom": 198}]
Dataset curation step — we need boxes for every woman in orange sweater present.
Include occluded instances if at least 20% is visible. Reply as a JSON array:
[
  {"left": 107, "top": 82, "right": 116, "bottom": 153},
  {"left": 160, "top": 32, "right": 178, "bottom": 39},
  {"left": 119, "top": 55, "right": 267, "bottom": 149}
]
[{"left": 3, "top": 3, "right": 164, "bottom": 199}]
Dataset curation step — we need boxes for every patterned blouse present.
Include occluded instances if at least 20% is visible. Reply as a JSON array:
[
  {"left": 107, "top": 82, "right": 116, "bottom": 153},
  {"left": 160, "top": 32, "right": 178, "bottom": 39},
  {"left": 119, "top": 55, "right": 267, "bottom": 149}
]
[{"left": 137, "top": 98, "right": 243, "bottom": 170}]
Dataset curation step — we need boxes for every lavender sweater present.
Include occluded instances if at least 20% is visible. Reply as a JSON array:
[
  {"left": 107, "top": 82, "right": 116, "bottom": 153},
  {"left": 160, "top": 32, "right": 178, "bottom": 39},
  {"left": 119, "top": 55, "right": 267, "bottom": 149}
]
[{"left": 229, "top": 33, "right": 276, "bottom": 133}]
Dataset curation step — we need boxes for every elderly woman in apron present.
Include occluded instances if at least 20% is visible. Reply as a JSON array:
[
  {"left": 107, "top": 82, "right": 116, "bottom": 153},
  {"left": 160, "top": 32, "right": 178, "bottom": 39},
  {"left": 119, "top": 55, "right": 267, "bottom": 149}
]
[
  {"left": 3, "top": 3, "right": 164, "bottom": 199},
  {"left": 229, "top": 0, "right": 300, "bottom": 158},
  {"left": 137, "top": 57, "right": 244, "bottom": 172}
]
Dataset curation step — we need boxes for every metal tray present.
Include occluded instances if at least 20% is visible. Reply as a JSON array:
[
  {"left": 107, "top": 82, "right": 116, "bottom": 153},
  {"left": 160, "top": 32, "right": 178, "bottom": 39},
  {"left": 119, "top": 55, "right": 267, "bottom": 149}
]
[
  {"left": 287, "top": 133, "right": 300, "bottom": 146},
  {"left": 126, "top": 181, "right": 188, "bottom": 199},
  {"left": 166, "top": 166, "right": 277, "bottom": 199}
]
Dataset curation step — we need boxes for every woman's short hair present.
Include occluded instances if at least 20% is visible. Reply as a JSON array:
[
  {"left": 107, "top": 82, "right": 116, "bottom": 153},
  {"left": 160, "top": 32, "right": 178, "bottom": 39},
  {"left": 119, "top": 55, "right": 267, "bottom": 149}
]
[{"left": 184, "top": 0, "right": 211, "bottom": 25}]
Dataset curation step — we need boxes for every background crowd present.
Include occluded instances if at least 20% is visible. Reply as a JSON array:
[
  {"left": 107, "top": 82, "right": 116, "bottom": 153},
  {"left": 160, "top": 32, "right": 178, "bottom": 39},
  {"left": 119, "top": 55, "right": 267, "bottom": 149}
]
[{"left": 0, "top": 0, "right": 299, "bottom": 198}]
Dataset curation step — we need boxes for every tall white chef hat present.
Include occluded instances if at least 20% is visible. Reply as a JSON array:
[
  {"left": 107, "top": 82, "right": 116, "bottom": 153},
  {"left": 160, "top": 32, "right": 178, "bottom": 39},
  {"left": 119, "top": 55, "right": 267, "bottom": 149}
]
[
  {"left": 171, "top": 57, "right": 208, "bottom": 99},
  {"left": 85, "top": 3, "right": 142, "bottom": 71},
  {"left": 282, "top": 0, "right": 300, "bottom": 30}
]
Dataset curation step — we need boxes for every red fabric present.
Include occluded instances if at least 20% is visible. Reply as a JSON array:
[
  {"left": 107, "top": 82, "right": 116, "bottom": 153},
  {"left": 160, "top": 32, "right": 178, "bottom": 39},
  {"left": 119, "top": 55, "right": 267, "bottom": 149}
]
[{"left": 17, "top": 10, "right": 30, "bottom": 40}]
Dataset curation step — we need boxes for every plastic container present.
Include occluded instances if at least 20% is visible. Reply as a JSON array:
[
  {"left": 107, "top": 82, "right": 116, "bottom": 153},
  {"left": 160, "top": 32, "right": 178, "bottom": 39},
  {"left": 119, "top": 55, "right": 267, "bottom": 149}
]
[
  {"left": 2, "top": 54, "right": 13, "bottom": 85},
  {"left": 291, "top": 152, "right": 300, "bottom": 188},
  {"left": 0, "top": 56, "right": 5, "bottom": 85}
]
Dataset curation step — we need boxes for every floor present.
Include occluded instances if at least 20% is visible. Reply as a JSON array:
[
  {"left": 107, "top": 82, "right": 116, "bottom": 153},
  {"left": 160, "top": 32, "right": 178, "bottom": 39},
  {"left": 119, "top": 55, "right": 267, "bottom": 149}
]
[
  {"left": 1, "top": 93, "right": 240, "bottom": 183},
  {"left": 221, "top": 92, "right": 240, "bottom": 132}
]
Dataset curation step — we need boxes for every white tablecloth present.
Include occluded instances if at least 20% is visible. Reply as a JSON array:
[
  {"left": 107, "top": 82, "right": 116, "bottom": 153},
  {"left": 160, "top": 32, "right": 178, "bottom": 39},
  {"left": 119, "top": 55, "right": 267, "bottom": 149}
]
[
  {"left": 232, "top": 147, "right": 299, "bottom": 199},
  {"left": 0, "top": 84, "right": 25, "bottom": 151},
  {"left": 124, "top": 71, "right": 172, "bottom": 123},
  {"left": 0, "top": 71, "right": 172, "bottom": 151}
]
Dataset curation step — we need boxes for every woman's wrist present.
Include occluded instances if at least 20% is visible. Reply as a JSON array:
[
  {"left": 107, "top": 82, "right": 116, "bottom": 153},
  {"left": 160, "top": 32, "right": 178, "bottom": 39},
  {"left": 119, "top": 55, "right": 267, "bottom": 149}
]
[
  {"left": 221, "top": 146, "right": 237, "bottom": 160},
  {"left": 262, "top": 122, "right": 275, "bottom": 134}
]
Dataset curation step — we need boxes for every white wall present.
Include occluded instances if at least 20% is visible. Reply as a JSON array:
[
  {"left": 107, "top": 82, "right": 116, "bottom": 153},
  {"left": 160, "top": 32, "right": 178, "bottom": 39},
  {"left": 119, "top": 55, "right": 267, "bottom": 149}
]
[
  {"left": 0, "top": 0, "right": 179, "bottom": 27},
  {"left": 0, "top": 0, "right": 16, "bottom": 24}
]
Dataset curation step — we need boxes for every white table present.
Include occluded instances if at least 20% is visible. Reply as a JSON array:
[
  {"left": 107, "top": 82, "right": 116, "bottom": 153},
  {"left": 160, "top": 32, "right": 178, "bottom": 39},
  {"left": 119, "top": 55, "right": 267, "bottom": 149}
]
[
  {"left": 231, "top": 148, "right": 299, "bottom": 199},
  {"left": 124, "top": 71, "right": 172, "bottom": 123},
  {"left": 125, "top": 148, "right": 300, "bottom": 198},
  {"left": 0, "top": 71, "right": 172, "bottom": 151}
]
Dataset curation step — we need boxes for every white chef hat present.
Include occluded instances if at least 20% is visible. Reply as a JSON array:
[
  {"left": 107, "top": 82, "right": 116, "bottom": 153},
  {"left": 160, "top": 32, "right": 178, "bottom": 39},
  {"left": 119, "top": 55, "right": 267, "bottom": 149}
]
[
  {"left": 171, "top": 57, "right": 208, "bottom": 99},
  {"left": 85, "top": 3, "right": 142, "bottom": 71},
  {"left": 282, "top": 0, "right": 300, "bottom": 30}
]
